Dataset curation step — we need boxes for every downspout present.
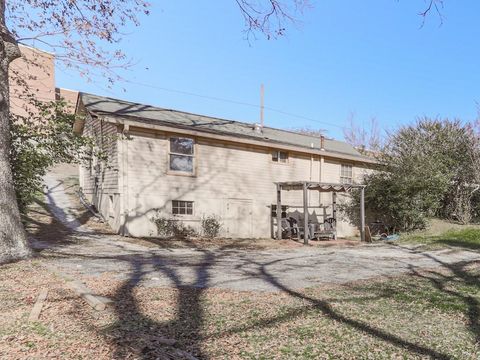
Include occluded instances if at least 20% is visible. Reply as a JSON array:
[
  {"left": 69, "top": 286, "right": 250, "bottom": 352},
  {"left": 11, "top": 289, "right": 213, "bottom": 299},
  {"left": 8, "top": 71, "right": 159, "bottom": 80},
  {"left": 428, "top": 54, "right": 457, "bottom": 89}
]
[
  {"left": 309, "top": 143, "right": 314, "bottom": 181},
  {"left": 121, "top": 124, "right": 130, "bottom": 236}
]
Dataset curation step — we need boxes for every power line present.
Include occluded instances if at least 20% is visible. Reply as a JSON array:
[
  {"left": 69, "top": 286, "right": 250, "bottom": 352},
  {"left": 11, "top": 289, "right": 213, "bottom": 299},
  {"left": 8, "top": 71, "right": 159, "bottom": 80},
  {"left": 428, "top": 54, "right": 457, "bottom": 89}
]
[{"left": 124, "top": 79, "right": 347, "bottom": 130}]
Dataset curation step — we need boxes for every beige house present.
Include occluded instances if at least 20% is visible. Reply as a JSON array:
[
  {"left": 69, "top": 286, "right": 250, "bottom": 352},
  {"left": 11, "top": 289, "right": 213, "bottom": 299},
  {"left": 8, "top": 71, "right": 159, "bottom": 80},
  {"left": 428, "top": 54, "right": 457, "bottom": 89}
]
[{"left": 75, "top": 93, "right": 376, "bottom": 239}]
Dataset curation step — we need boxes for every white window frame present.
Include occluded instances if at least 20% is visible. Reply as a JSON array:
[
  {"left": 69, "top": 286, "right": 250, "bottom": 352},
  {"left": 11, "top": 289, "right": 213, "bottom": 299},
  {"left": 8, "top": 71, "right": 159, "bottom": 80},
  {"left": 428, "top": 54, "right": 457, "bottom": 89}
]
[
  {"left": 272, "top": 150, "right": 289, "bottom": 164},
  {"left": 168, "top": 136, "right": 196, "bottom": 176},
  {"left": 340, "top": 164, "right": 353, "bottom": 184},
  {"left": 172, "top": 200, "right": 194, "bottom": 216}
]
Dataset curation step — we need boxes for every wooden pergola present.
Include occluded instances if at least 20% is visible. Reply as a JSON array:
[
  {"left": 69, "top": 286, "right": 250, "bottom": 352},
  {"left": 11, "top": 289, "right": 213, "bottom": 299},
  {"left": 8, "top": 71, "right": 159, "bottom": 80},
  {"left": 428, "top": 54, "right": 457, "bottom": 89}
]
[{"left": 275, "top": 181, "right": 366, "bottom": 244}]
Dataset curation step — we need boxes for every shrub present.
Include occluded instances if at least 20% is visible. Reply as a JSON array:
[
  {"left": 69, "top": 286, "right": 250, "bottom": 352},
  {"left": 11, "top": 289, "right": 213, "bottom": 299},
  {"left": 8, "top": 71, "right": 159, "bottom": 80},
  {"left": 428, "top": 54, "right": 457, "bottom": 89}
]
[
  {"left": 343, "top": 118, "right": 480, "bottom": 232},
  {"left": 10, "top": 98, "right": 102, "bottom": 213},
  {"left": 151, "top": 212, "right": 197, "bottom": 239},
  {"left": 201, "top": 215, "right": 222, "bottom": 238}
]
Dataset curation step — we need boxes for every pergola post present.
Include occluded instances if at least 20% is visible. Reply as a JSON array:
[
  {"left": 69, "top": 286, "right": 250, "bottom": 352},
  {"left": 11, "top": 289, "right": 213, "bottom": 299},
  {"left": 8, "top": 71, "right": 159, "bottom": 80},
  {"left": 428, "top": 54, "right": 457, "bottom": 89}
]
[
  {"left": 303, "top": 182, "right": 309, "bottom": 245},
  {"left": 276, "top": 183, "right": 282, "bottom": 240},
  {"left": 332, "top": 192, "right": 337, "bottom": 240},
  {"left": 360, "top": 186, "right": 365, "bottom": 242}
]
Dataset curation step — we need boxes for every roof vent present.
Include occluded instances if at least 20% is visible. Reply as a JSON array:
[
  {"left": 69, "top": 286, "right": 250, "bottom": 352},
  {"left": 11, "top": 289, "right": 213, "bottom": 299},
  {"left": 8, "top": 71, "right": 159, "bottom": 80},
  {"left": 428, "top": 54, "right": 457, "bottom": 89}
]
[{"left": 253, "top": 123, "right": 263, "bottom": 134}]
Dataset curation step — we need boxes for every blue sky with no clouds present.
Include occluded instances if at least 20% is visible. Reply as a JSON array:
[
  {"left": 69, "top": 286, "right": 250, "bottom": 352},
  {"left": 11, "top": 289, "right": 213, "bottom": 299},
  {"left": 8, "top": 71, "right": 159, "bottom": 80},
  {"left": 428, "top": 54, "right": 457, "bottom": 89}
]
[{"left": 54, "top": 1, "right": 480, "bottom": 140}]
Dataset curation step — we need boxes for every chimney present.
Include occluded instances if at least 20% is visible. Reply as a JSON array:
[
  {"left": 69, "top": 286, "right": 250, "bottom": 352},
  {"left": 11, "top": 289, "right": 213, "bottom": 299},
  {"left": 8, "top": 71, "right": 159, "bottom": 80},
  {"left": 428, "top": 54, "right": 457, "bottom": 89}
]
[{"left": 320, "top": 135, "right": 325, "bottom": 151}]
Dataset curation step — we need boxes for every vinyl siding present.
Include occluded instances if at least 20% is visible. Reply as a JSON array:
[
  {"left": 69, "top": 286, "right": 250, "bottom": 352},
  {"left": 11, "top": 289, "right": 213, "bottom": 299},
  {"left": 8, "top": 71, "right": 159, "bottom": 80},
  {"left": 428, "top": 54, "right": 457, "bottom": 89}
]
[
  {"left": 79, "top": 114, "right": 121, "bottom": 230},
  {"left": 117, "top": 128, "right": 371, "bottom": 238}
]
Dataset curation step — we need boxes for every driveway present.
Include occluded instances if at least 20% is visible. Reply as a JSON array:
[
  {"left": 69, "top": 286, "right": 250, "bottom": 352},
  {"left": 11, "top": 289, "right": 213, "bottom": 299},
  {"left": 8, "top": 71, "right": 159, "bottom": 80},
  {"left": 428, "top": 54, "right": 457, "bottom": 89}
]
[
  {"left": 36, "top": 171, "right": 480, "bottom": 292},
  {"left": 35, "top": 232, "right": 479, "bottom": 292}
]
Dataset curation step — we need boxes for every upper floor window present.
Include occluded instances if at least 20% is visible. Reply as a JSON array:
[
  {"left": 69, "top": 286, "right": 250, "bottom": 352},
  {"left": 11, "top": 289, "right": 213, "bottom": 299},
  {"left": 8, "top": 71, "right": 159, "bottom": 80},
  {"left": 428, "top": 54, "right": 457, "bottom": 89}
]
[
  {"left": 169, "top": 137, "right": 194, "bottom": 173},
  {"left": 272, "top": 150, "right": 288, "bottom": 163},
  {"left": 340, "top": 164, "right": 353, "bottom": 184}
]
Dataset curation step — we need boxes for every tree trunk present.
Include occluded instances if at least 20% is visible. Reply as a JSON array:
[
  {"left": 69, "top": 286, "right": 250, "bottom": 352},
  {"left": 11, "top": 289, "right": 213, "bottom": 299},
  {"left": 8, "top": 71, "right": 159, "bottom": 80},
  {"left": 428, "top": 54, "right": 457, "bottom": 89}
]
[{"left": 0, "top": 3, "right": 31, "bottom": 263}]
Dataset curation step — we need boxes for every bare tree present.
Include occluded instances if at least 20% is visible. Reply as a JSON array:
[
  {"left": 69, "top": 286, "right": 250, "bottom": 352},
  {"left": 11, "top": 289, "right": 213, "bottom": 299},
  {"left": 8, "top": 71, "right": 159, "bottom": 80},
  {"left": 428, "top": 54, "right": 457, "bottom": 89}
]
[
  {"left": 0, "top": 0, "right": 150, "bottom": 263},
  {"left": 290, "top": 126, "right": 325, "bottom": 137},
  {"left": 343, "top": 113, "right": 383, "bottom": 154},
  {"left": 0, "top": 1, "right": 29, "bottom": 262},
  {"left": 0, "top": 1, "right": 309, "bottom": 263}
]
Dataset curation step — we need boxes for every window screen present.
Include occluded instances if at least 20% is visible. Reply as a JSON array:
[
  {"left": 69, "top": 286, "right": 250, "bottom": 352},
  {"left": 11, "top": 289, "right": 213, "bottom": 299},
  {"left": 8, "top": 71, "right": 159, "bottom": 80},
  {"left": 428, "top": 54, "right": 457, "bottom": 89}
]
[
  {"left": 272, "top": 150, "right": 288, "bottom": 163},
  {"left": 340, "top": 164, "right": 353, "bottom": 184},
  {"left": 172, "top": 200, "right": 194, "bottom": 215},
  {"left": 169, "top": 137, "right": 194, "bottom": 173}
]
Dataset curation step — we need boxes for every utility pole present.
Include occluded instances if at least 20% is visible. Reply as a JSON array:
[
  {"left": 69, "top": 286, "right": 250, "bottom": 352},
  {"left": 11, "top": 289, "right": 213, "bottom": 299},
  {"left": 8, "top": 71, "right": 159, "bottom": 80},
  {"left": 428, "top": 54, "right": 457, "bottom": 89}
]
[{"left": 260, "top": 83, "right": 264, "bottom": 127}]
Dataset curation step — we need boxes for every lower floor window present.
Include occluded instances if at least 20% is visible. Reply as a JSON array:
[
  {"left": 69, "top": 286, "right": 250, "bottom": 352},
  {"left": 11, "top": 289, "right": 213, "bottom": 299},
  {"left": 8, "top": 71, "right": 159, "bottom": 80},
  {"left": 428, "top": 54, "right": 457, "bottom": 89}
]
[{"left": 172, "top": 200, "right": 194, "bottom": 215}]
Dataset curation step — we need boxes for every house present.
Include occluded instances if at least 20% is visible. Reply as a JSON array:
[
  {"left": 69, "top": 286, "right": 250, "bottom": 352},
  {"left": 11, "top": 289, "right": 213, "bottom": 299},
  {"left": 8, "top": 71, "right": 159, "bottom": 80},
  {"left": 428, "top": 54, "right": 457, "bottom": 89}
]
[{"left": 74, "top": 93, "right": 376, "bottom": 239}]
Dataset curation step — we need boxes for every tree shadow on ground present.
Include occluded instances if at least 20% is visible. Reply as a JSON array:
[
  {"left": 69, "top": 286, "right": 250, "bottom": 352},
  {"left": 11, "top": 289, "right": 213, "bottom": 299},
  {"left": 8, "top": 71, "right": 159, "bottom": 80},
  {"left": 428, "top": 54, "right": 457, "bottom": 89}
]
[
  {"left": 408, "top": 255, "right": 480, "bottom": 344},
  {"left": 29, "top": 190, "right": 480, "bottom": 359},
  {"left": 436, "top": 238, "right": 480, "bottom": 251},
  {"left": 44, "top": 246, "right": 475, "bottom": 359},
  {"left": 228, "top": 257, "right": 454, "bottom": 360},
  {"left": 106, "top": 251, "right": 216, "bottom": 359}
]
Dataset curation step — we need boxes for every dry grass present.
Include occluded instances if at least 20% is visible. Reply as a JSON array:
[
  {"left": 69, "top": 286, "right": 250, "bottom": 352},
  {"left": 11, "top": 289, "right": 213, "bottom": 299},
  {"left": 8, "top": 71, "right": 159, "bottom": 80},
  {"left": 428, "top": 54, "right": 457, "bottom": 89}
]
[
  {"left": 2, "top": 258, "right": 480, "bottom": 359},
  {"left": 5, "top": 178, "right": 480, "bottom": 358}
]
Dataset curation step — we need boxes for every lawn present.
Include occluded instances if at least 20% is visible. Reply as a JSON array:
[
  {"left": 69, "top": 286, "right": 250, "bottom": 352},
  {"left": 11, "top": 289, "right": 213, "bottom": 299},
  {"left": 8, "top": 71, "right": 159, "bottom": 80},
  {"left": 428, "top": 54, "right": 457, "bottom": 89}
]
[
  {"left": 1, "top": 257, "right": 480, "bottom": 359},
  {"left": 399, "top": 227, "right": 480, "bottom": 251},
  {"left": 5, "top": 186, "right": 480, "bottom": 358}
]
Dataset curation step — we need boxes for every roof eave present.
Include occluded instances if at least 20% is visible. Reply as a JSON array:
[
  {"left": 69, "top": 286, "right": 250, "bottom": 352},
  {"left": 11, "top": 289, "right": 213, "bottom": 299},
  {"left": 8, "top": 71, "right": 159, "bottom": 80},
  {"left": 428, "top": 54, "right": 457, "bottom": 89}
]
[{"left": 92, "top": 111, "right": 377, "bottom": 164}]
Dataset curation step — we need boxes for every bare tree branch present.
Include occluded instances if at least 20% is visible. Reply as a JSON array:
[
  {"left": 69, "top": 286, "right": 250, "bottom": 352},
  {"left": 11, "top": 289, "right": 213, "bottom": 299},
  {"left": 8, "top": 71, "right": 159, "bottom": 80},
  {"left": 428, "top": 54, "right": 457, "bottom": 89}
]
[
  {"left": 343, "top": 113, "right": 383, "bottom": 154},
  {"left": 234, "top": 0, "right": 311, "bottom": 40},
  {"left": 419, "top": 0, "right": 444, "bottom": 26}
]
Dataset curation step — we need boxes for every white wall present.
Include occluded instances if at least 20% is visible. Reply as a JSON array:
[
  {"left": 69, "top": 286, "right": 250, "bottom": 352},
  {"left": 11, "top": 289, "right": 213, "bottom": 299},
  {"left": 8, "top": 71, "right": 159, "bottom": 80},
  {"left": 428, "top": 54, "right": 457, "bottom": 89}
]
[{"left": 118, "top": 128, "right": 370, "bottom": 238}]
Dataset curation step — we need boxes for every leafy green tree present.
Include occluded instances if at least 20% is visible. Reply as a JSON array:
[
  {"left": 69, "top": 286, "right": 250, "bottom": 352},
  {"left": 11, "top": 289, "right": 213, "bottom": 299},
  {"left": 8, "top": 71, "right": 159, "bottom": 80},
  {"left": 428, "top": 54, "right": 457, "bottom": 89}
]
[
  {"left": 345, "top": 118, "right": 480, "bottom": 232},
  {"left": 10, "top": 98, "right": 102, "bottom": 214}
]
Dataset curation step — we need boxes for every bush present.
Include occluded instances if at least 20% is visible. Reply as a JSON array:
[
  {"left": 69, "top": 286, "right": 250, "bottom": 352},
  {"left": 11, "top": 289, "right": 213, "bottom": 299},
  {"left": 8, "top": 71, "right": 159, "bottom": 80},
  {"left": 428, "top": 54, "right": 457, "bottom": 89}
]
[
  {"left": 342, "top": 172, "right": 431, "bottom": 233},
  {"left": 10, "top": 98, "right": 101, "bottom": 213},
  {"left": 151, "top": 212, "right": 197, "bottom": 239},
  {"left": 201, "top": 215, "right": 222, "bottom": 238},
  {"left": 343, "top": 118, "right": 480, "bottom": 232}
]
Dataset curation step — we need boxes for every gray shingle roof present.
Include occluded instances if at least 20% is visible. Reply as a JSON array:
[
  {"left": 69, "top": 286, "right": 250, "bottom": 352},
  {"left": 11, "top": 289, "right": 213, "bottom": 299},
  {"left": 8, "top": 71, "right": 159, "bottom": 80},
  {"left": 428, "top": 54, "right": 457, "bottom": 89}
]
[{"left": 79, "top": 92, "right": 366, "bottom": 159}]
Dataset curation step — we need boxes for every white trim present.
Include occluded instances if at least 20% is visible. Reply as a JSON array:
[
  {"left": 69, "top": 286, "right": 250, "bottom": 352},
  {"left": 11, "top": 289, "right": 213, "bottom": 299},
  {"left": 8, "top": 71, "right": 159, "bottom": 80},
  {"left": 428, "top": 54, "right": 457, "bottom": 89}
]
[
  {"left": 167, "top": 135, "right": 196, "bottom": 176},
  {"left": 172, "top": 200, "right": 194, "bottom": 216}
]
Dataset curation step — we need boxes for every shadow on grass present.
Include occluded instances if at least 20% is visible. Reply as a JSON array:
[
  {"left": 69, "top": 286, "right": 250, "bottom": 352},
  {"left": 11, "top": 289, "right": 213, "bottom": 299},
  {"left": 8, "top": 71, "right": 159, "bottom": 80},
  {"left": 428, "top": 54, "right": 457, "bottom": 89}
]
[
  {"left": 28, "top": 185, "right": 480, "bottom": 359},
  {"left": 436, "top": 238, "right": 480, "bottom": 251},
  {"left": 401, "top": 228, "right": 480, "bottom": 252},
  {"left": 40, "top": 245, "right": 470, "bottom": 359},
  {"left": 408, "top": 256, "right": 480, "bottom": 344}
]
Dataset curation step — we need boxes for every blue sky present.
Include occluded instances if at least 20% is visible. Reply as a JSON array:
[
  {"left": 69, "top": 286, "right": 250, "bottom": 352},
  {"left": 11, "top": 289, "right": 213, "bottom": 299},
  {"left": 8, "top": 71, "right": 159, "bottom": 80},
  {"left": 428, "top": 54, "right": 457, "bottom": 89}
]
[{"left": 55, "top": 1, "right": 480, "bottom": 140}]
